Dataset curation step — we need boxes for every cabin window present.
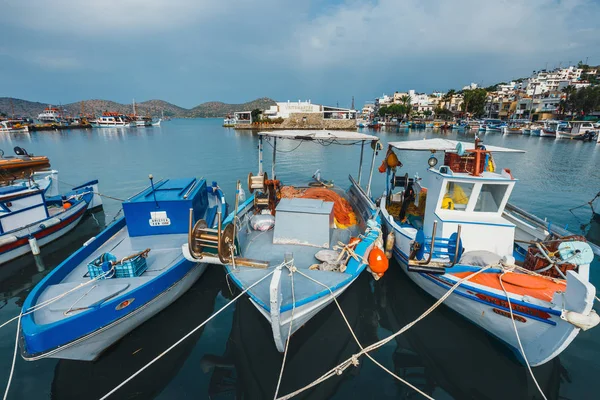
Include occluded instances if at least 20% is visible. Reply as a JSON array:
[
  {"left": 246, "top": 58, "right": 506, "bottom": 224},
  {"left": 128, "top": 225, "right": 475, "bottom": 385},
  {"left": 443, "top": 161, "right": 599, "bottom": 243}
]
[
  {"left": 441, "top": 181, "right": 473, "bottom": 211},
  {"left": 474, "top": 184, "right": 507, "bottom": 213}
]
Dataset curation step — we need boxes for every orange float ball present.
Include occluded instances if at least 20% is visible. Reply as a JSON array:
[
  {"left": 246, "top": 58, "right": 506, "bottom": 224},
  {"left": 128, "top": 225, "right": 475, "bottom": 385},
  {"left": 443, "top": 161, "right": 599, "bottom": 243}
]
[
  {"left": 368, "top": 247, "right": 388, "bottom": 275},
  {"left": 63, "top": 202, "right": 72, "bottom": 210}
]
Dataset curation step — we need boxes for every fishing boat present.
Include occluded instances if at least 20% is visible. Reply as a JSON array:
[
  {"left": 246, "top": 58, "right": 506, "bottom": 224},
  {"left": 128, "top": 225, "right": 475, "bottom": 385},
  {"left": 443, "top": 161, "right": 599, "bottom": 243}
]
[
  {"left": 529, "top": 123, "right": 542, "bottom": 136},
  {"left": 0, "top": 147, "right": 49, "bottom": 171},
  {"left": 0, "top": 120, "right": 29, "bottom": 133},
  {"left": 20, "top": 176, "right": 226, "bottom": 361},
  {"left": 134, "top": 115, "right": 152, "bottom": 127},
  {"left": 183, "top": 130, "right": 384, "bottom": 352},
  {"left": 556, "top": 121, "right": 598, "bottom": 141},
  {"left": 151, "top": 118, "right": 162, "bottom": 127},
  {"left": 502, "top": 122, "right": 523, "bottom": 135},
  {"left": 37, "top": 107, "right": 62, "bottom": 123},
  {"left": 540, "top": 121, "right": 558, "bottom": 138},
  {"left": 0, "top": 174, "right": 101, "bottom": 265},
  {"left": 485, "top": 120, "right": 505, "bottom": 133},
  {"left": 379, "top": 138, "right": 598, "bottom": 366},
  {"left": 91, "top": 112, "right": 135, "bottom": 128},
  {"left": 223, "top": 115, "right": 236, "bottom": 127}
]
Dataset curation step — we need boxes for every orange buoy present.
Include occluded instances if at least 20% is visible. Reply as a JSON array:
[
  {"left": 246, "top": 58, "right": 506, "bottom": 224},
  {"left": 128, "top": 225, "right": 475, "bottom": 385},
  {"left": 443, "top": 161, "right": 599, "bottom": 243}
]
[
  {"left": 368, "top": 247, "right": 388, "bottom": 276},
  {"left": 378, "top": 160, "right": 387, "bottom": 173},
  {"left": 63, "top": 202, "right": 72, "bottom": 210}
]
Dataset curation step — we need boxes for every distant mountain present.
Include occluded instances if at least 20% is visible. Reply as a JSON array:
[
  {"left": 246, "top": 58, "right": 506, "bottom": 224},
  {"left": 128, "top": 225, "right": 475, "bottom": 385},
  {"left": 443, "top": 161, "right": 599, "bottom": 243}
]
[
  {"left": 186, "top": 97, "right": 276, "bottom": 118},
  {"left": 0, "top": 97, "right": 276, "bottom": 119}
]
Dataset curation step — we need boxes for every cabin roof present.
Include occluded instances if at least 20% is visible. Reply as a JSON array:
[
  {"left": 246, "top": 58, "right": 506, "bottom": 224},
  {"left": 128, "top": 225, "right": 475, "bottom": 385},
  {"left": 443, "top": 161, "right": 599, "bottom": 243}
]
[
  {"left": 258, "top": 130, "right": 378, "bottom": 141},
  {"left": 128, "top": 178, "right": 205, "bottom": 203},
  {"left": 388, "top": 138, "right": 525, "bottom": 153}
]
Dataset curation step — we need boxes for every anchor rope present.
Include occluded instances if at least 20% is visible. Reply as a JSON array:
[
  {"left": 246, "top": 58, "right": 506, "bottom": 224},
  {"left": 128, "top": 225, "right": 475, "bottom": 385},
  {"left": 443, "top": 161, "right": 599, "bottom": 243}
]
[
  {"left": 2, "top": 315, "right": 20, "bottom": 400},
  {"left": 273, "top": 263, "right": 297, "bottom": 399},
  {"left": 498, "top": 271, "right": 548, "bottom": 400},
  {"left": 99, "top": 266, "right": 281, "bottom": 400},
  {"left": 276, "top": 264, "right": 494, "bottom": 400}
]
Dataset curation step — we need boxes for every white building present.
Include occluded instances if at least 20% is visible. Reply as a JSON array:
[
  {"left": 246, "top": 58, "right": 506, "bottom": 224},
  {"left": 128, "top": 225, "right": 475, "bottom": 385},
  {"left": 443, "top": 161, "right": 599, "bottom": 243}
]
[
  {"left": 462, "top": 83, "right": 479, "bottom": 91},
  {"left": 263, "top": 100, "right": 356, "bottom": 120}
]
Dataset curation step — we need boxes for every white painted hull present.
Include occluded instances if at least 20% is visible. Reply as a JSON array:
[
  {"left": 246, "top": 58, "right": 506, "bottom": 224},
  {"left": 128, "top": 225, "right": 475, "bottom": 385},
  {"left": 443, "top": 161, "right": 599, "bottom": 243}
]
[
  {"left": 381, "top": 202, "right": 596, "bottom": 366},
  {"left": 539, "top": 130, "right": 556, "bottom": 138},
  {"left": 252, "top": 269, "right": 356, "bottom": 352},
  {"left": 26, "top": 263, "right": 208, "bottom": 361},
  {"left": 0, "top": 127, "right": 29, "bottom": 133},
  {"left": 0, "top": 200, "right": 88, "bottom": 265}
]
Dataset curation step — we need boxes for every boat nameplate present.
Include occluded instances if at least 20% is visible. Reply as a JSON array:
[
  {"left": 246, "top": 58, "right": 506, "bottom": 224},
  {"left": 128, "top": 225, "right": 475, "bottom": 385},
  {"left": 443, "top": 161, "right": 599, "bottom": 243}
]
[{"left": 149, "top": 211, "right": 171, "bottom": 226}]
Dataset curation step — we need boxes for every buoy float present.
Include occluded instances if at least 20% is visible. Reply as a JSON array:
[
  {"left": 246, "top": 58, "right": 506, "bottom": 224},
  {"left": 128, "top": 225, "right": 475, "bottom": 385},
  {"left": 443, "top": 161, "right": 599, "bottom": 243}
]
[
  {"left": 63, "top": 202, "right": 72, "bottom": 210},
  {"left": 385, "top": 231, "right": 395, "bottom": 259},
  {"left": 368, "top": 247, "right": 389, "bottom": 277},
  {"left": 28, "top": 236, "right": 40, "bottom": 256}
]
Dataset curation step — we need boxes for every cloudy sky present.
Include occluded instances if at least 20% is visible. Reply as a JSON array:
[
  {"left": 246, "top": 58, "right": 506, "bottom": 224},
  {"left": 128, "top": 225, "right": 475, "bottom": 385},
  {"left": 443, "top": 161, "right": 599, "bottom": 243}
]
[{"left": 1, "top": 0, "right": 599, "bottom": 108}]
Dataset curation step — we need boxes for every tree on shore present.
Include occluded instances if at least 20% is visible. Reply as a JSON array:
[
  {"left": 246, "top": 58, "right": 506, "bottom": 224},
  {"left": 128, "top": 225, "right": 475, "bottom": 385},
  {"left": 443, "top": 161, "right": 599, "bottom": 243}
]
[{"left": 461, "top": 88, "right": 487, "bottom": 117}]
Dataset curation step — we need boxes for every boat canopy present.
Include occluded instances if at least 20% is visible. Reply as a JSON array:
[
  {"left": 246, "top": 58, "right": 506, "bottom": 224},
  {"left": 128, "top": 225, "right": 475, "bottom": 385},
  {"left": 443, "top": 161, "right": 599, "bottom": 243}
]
[
  {"left": 258, "top": 130, "right": 378, "bottom": 142},
  {"left": 388, "top": 138, "right": 525, "bottom": 153}
]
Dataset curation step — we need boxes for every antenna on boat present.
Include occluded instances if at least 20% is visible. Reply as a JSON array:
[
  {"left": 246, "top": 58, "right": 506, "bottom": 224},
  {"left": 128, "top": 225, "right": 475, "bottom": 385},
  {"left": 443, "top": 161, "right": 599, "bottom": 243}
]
[{"left": 149, "top": 174, "right": 159, "bottom": 208}]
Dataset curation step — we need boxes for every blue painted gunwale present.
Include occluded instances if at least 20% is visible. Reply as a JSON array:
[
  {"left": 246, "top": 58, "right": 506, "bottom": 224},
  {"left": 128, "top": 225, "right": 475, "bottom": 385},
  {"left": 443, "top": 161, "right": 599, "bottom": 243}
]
[
  {"left": 21, "top": 188, "right": 226, "bottom": 356},
  {"left": 224, "top": 188, "right": 380, "bottom": 314}
]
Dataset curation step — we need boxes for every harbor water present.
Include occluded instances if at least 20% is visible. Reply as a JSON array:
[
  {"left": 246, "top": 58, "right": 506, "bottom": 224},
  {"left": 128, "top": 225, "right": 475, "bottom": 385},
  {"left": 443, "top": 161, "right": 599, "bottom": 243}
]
[{"left": 0, "top": 119, "right": 598, "bottom": 399}]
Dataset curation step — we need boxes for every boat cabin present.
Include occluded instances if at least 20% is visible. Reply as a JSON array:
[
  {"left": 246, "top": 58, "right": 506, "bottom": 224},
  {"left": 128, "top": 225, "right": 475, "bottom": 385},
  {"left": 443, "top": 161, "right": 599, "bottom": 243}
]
[
  {"left": 385, "top": 138, "right": 525, "bottom": 258},
  {"left": 570, "top": 121, "right": 598, "bottom": 134}
]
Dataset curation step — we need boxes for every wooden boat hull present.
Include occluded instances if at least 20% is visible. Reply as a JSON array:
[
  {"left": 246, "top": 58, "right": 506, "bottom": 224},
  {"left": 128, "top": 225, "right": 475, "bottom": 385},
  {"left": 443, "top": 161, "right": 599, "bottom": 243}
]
[{"left": 0, "top": 156, "right": 49, "bottom": 170}]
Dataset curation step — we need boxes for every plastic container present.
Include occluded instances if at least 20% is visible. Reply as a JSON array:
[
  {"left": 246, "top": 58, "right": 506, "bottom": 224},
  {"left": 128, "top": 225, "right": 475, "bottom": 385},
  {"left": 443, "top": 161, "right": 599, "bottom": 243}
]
[{"left": 88, "top": 252, "right": 148, "bottom": 279}]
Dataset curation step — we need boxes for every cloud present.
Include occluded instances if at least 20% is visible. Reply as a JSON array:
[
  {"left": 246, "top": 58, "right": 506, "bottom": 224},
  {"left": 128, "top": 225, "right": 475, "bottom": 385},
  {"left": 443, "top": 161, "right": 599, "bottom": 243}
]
[
  {"left": 289, "top": 0, "right": 600, "bottom": 69},
  {"left": 30, "top": 55, "right": 82, "bottom": 70},
  {"left": 2, "top": 0, "right": 224, "bottom": 34}
]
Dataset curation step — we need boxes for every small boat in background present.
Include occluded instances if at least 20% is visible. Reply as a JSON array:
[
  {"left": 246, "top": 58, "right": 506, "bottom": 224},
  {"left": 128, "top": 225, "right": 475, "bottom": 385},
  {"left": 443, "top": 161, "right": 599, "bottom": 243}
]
[
  {"left": 0, "top": 172, "right": 101, "bottom": 265},
  {"left": 92, "top": 112, "right": 135, "bottom": 128},
  {"left": 485, "top": 119, "right": 505, "bottom": 133},
  {"left": 21, "top": 176, "right": 226, "bottom": 361},
  {"left": 502, "top": 122, "right": 523, "bottom": 135},
  {"left": 223, "top": 115, "right": 236, "bottom": 127},
  {"left": 0, "top": 147, "right": 49, "bottom": 171},
  {"left": 557, "top": 121, "right": 598, "bottom": 141},
  {"left": 152, "top": 118, "right": 162, "bottom": 127},
  {"left": 540, "top": 121, "right": 558, "bottom": 138},
  {"left": 0, "top": 120, "right": 29, "bottom": 133}
]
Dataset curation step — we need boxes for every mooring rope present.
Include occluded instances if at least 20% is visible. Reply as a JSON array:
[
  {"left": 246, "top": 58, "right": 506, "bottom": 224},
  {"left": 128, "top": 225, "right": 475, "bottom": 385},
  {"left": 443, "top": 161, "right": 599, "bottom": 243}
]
[
  {"left": 1, "top": 266, "right": 117, "bottom": 399},
  {"left": 273, "top": 263, "right": 297, "bottom": 399},
  {"left": 276, "top": 264, "right": 494, "bottom": 400},
  {"left": 291, "top": 267, "right": 432, "bottom": 399},
  {"left": 99, "top": 266, "right": 280, "bottom": 400},
  {"left": 498, "top": 271, "right": 548, "bottom": 400}
]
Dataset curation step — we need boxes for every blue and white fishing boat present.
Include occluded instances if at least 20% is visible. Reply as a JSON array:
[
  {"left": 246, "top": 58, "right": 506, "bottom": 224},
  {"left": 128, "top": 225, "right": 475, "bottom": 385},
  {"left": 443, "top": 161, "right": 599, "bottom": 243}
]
[
  {"left": 0, "top": 172, "right": 101, "bottom": 265},
  {"left": 378, "top": 138, "right": 598, "bottom": 366},
  {"left": 184, "top": 130, "right": 384, "bottom": 352},
  {"left": 20, "top": 176, "right": 226, "bottom": 361},
  {"left": 485, "top": 120, "right": 505, "bottom": 133}
]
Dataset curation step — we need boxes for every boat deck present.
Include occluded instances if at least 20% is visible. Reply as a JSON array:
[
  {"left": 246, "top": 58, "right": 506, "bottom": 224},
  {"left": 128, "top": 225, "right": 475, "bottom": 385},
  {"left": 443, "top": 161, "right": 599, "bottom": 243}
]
[
  {"left": 33, "top": 227, "right": 187, "bottom": 325},
  {"left": 230, "top": 225, "right": 358, "bottom": 310}
]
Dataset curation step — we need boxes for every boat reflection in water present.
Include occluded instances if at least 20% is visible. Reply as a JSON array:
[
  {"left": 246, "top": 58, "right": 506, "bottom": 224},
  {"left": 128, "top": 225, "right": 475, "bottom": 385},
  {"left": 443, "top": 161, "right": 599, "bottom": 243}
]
[
  {"left": 202, "top": 273, "right": 378, "bottom": 399},
  {"left": 51, "top": 266, "right": 224, "bottom": 400},
  {"left": 375, "top": 261, "right": 565, "bottom": 399}
]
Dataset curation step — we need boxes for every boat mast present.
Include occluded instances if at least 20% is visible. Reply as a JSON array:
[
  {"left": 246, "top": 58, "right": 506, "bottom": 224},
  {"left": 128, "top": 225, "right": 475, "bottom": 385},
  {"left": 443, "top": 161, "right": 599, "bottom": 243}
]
[
  {"left": 357, "top": 142, "right": 365, "bottom": 184},
  {"left": 133, "top": 99, "right": 136, "bottom": 116},
  {"left": 366, "top": 140, "right": 378, "bottom": 197},
  {"left": 258, "top": 135, "right": 263, "bottom": 175},
  {"left": 271, "top": 137, "right": 277, "bottom": 179}
]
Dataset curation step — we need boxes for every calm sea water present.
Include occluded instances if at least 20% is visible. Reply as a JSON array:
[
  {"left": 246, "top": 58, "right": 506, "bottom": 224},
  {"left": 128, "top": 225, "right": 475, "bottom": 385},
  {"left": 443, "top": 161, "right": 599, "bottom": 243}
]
[{"left": 0, "top": 119, "right": 598, "bottom": 399}]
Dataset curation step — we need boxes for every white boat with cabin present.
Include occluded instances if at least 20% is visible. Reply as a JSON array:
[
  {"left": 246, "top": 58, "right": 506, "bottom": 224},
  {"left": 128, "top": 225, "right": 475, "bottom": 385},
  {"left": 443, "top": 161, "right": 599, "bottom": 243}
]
[{"left": 379, "top": 137, "right": 598, "bottom": 367}]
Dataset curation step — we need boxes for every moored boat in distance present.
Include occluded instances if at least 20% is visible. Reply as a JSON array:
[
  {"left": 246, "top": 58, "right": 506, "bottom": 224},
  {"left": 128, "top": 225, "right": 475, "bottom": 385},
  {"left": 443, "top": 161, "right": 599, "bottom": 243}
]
[
  {"left": 91, "top": 112, "right": 135, "bottom": 128},
  {"left": 540, "top": 120, "right": 559, "bottom": 138},
  {"left": 557, "top": 121, "right": 598, "bottom": 141},
  {"left": 223, "top": 115, "right": 236, "bottom": 127},
  {"left": 37, "top": 106, "right": 63, "bottom": 123},
  {"left": 379, "top": 137, "right": 598, "bottom": 367},
  {"left": 183, "top": 130, "right": 385, "bottom": 352},
  {"left": 0, "top": 120, "right": 29, "bottom": 133},
  {"left": 20, "top": 176, "right": 227, "bottom": 361}
]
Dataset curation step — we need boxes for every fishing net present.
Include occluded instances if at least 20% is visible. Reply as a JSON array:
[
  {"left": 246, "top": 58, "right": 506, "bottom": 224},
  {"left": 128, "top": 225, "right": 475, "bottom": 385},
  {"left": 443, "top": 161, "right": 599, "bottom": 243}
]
[{"left": 279, "top": 186, "right": 357, "bottom": 228}]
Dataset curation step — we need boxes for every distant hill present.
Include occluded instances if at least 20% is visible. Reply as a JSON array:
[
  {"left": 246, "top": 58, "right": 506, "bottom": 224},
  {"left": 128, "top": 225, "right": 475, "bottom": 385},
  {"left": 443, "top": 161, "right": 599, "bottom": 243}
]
[
  {"left": 186, "top": 97, "right": 276, "bottom": 118},
  {"left": 0, "top": 97, "right": 276, "bottom": 119}
]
